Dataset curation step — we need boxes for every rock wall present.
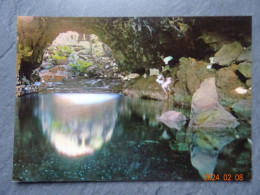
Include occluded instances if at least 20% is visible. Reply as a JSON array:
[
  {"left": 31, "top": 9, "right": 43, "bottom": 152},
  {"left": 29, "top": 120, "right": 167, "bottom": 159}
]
[{"left": 17, "top": 17, "right": 251, "bottom": 82}]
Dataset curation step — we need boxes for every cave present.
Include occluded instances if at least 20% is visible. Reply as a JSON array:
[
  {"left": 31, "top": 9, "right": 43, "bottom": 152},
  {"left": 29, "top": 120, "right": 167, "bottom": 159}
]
[{"left": 14, "top": 16, "right": 252, "bottom": 182}]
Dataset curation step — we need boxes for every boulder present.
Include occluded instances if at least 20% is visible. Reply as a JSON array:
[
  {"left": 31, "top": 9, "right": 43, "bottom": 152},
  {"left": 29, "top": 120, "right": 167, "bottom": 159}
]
[
  {"left": 216, "top": 66, "right": 246, "bottom": 106},
  {"left": 173, "top": 57, "right": 214, "bottom": 106},
  {"left": 211, "top": 42, "right": 243, "bottom": 66},
  {"left": 238, "top": 62, "right": 252, "bottom": 78},
  {"left": 122, "top": 76, "right": 169, "bottom": 101},
  {"left": 231, "top": 99, "right": 251, "bottom": 120},
  {"left": 157, "top": 110, "right": 187, "bottom": 130},
  {"left": 189, "top": 77, "right": 239, "bottom": 128},
  {"left": 237, "top": 46, "right": 251, "bottom": 62}
]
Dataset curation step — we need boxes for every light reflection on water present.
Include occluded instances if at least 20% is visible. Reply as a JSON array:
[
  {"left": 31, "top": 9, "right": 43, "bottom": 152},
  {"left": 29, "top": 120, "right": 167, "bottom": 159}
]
[
  {"left": 39, "top": 93, "right": 120, "bottom": 157},
  {"left": 13, "top": 94, "right": 251, "bottom": 181}
]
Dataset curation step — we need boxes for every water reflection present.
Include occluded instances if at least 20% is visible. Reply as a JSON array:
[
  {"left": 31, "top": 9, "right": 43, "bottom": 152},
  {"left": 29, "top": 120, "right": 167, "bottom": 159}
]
[
  {"left": 190, "top": 128, "right": 235, "bottom": 178},
  {"left": 37, "top": 93, "right": 120, "bottom": 157},
  {"left": 13, "top": 94, "right": 251, "bottom": 181}
]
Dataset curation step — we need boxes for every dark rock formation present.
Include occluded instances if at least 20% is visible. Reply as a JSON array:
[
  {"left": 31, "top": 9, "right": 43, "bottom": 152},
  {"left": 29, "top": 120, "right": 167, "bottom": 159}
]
[{"left": 17, "top": 17, "right": 251, "bottom": 83}]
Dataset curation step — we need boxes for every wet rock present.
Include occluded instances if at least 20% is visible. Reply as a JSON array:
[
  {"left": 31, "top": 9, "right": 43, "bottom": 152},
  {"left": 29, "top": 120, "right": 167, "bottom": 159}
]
[
  {"left": 190, "top": 129, "right": 235, "bottom": 178},
  {"left": 238, "top": 62, "right": 251, "bottom": 78},
  {"left": 211, "top": 42, "right": 244, "bottom": 66},
  {"left": 189, "top": 77, "right": 239, "bottom": 128},
  {"left": 157, "top": 110, "right": 187, "bottom": 130},
  {"left": 237, "top": 46, "right": 251, "bottom": 62},
  {"left": 91, "top": 79, "right": 104, "bottom": 87},
  {"left": 231, "top": 99, "right": 251, "bottom": 120}
]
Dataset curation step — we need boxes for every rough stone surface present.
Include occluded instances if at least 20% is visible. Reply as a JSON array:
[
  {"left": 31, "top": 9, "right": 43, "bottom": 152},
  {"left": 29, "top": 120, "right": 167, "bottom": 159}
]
[
  {"left": 216, "top": 66, "right": 246, "bottom": 106},
  {"left": 0, "top": 0, "right": 259, "bottom": 195},
  {"left": 157, "top": 110, "right": 187, "bottom": 130},
  {"left": 212, "top": 41, "right": 244, "bottom": 66},
  {"left": 189, "top": 77, "right": 239, "bottom": 128},
  {"left": 238, "top": 62, "right": 252, "bottom": 78},
  {"left": 122, "top": 76, "right": 169, "bottom": 101},
  {"left": 231, "top": 99, "right": 251, "bottom": 120},
  {"left": 173, "top": 57, "right": 214, "bottom": 106},
  {"left": 237, "top": 46, "right": 252, "bottom": 62}
]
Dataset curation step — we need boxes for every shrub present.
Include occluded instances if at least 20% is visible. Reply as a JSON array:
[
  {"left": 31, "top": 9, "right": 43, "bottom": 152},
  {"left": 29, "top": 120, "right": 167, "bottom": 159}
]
[
  {"left": 50, "top": 45, "right": 73, "bottom": 64},
  {"left": 69, "top": 59, "right": 92, "bottom": 76}
]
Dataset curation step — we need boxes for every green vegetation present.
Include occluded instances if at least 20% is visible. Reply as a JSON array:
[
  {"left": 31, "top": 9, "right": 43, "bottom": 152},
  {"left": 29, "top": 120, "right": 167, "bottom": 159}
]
[
  {"left": 69, "top": 59, "right": 92, "bottom": 76},
  {"left": 57, "top": 45, "right": 73, "bottom": 55},
  {"left": 50, "top": 45, "right": 73, "bottom": 64}
]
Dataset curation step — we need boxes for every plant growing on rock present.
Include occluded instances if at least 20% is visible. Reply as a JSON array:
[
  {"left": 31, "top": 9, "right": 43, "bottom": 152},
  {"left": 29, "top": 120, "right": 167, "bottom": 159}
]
[
  {"left": 50, "top": 45, "right": 73, "bottom": 64},
  {"left": 69, "top": 59, "right": 92, "bottom": 76},
  {"left": 51, "top": 51, "right": 66, "bottom": 64}
]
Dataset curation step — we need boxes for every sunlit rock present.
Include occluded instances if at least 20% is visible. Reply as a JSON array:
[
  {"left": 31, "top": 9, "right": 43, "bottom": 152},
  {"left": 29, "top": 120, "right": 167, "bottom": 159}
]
[
  {"left": 157, "top": 110, "right": 187, "bottom": 130},
  {"left": 189, "top": 77, "right": 239, "bottom": 128}
]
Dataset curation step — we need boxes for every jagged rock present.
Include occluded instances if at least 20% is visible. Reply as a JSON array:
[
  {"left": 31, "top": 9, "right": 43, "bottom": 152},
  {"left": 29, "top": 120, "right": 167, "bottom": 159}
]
[
  {"left": 238, "top": 62, "right": 252, "bottom": 78},
  {"left": 231, "top": 99, "right": 251, "bottom": 120},
  {"left": 211, "top": 42, "right": 244, "bottom": 66},
  {"left": 237, "top": 46, "right": 251, "bottom": 62},
  {"left": 157, "top": 110, "right": 187, "bottom": 130},
  {"left": 189, "top": 77, "right": 239, "bottom": 128}
]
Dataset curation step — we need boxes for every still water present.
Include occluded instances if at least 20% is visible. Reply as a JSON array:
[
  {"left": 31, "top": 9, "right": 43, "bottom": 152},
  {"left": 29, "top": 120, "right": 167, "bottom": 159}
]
[{"left": 13, "top": 93, "right": 251, "bottom": 181}]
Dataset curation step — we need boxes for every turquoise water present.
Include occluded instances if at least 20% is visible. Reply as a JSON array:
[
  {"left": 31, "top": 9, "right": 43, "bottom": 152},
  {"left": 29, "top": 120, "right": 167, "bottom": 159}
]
[{"left": 13, "top": 93, "right": 251, "bottom": 182}]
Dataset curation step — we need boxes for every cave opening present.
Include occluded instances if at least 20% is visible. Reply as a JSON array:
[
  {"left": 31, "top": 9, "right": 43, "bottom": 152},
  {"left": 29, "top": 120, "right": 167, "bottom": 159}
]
[{"left": 36, "top": 31, "right": 118, "bottom": 83}]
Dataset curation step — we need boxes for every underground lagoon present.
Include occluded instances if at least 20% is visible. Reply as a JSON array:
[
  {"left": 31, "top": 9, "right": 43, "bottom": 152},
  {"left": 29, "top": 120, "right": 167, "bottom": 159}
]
[{"left": 13, "top": 17, "right": 252, "bottom": 181}]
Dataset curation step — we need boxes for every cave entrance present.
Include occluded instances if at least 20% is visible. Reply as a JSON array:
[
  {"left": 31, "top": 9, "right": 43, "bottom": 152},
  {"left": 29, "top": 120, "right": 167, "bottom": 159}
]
[{"left": 38, "top": 31, "right": 117, "bottom": 83}]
